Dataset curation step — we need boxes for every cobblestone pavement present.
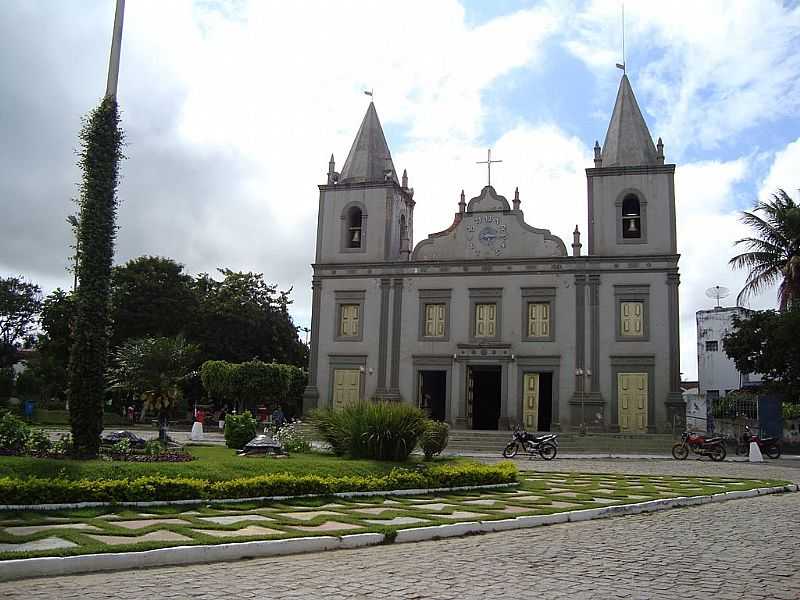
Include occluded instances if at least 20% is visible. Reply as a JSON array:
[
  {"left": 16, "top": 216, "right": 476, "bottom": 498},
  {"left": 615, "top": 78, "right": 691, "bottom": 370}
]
[{"left": 2, "top": 459, "right": 798, "bottom": 599}]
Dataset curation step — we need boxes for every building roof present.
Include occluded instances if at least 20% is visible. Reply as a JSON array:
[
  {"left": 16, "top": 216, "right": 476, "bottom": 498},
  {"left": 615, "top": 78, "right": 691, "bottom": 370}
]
[
  {"left": 601, "top": 74, "right": 658, "bottom": 167},
  {"left": 339, "top": 102, "right": 398, "bottom": 184}
]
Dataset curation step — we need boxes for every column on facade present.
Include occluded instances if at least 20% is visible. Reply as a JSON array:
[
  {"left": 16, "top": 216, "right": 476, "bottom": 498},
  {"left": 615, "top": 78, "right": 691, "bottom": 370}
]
[
  {"left": 387, "top": 277, "right": 404, "bottom": 399},
  {"left": 666, "top": 272, "right": 684, "bottom": 429},
  {"left": 302, "top": 278, "right": 322, "bottom": 411},
  {"left": 375, "top": 278, "right": 391, "bottom": 397},
  {"left": 570, "top": 274, "right": 587, "bottom": 430}
]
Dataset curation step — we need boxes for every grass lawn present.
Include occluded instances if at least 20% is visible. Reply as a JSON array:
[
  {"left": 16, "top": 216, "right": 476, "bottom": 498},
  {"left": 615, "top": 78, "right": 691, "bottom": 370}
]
[{"left": 0, "top": 445, "right": 461, "bottom": 482}]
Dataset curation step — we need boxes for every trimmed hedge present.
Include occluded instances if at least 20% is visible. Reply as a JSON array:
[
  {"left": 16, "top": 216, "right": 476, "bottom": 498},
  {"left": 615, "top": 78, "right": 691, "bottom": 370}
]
[{"left": 0, "top": 462, "right": 516, "bottom": 505}]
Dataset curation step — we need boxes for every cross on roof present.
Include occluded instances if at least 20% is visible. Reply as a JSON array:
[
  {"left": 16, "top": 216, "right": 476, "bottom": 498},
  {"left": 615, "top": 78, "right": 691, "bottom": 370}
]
[{"left": 476, "top": 148, "right": 502, "bottom": 186}]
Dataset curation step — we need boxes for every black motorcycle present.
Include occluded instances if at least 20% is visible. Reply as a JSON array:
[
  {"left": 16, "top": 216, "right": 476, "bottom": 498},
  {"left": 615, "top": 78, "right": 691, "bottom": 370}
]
[{"left": 502, "top": 426, "right": 558, "bottom": 460}]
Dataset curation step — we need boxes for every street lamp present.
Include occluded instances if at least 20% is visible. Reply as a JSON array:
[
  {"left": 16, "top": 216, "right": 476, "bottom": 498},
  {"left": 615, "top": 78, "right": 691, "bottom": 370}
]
[{"left": 575, "top": 368, "right": 592, "bottom": 435}]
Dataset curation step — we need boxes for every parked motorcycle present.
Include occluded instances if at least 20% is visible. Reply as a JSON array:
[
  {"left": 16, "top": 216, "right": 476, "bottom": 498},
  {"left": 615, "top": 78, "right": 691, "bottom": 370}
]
[
  {"left": 735, "top": 425, "right": 781, "bottom": 459},
  {"left": 502, "top": 426, "right": 558, "bottom": 460},
  {"left": 672, "top": 430, "right": 726, "bottom": 461}
]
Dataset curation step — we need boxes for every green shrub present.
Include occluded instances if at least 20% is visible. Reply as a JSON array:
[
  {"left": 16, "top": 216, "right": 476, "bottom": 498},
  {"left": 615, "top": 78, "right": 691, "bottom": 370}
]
[
  {"left": 24, "top": 428, "right": 51, "bottom": 455},
  {"left": 0, "top": 461, "right": 517, "bottom": 505},
  {"left": 110, "top": 438, "right": 131, "bottom": 456},
  {"left": 14, "top": 369, "right": 42, "bottom": 401},
  {"left": 421, "top": 420, "right": 449, "bottom": 459},
  {"left": 310, "top": 401, "right": 428, "bottom": 461},
  {"left": 224, "top": 411, "right": 257, "bottom": 449},
  {"left": 0, "top": 411, "right": 30, "bottom": 454},
  {"left": 51, "top": 433, "right": 73, "bottom": 456},
  {"left": 144, "top": 439, "right": 163, "bottom": 456},
  {"left": 0, "top": 368, "right": 14, "bottom": 400},
  {"left": 274, "top": 421, "right": 311, "bottom": 453}
]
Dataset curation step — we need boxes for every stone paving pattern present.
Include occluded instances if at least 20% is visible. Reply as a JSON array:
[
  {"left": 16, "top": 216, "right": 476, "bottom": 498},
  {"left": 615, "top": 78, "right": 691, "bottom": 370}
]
[
  {"left": 1, "top": 459, "right": 798, "bottom": 598},
  {"left": 0, "top": 469, "right": 782, "bottom": 558}
]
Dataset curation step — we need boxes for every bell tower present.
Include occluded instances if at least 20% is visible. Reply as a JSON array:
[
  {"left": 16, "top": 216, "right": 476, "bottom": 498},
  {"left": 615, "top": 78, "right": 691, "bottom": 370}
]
[
  {"left": 315, "top": 102, "right": 414, "bottom": 265},
  {"left": 586, "top": 75, "right": 676, "bottom": 257}
]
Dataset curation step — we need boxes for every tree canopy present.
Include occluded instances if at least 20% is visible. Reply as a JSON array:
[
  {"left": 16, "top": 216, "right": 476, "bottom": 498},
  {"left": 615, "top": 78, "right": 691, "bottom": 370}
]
[
  {"left": 0, "top": 276, "right": 42, "bottom": 368},
  {"left": 730, "top": 189, "right": 800, "bottom": 309},
  {"left": 723, "top": 307, "right": 800, "bottom": 401}
]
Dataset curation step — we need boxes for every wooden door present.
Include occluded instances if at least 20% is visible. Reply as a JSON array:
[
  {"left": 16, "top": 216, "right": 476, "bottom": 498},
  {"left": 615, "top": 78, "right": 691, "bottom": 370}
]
[
  {"left": 466, "top": 368, "right": 474, "bottom": 425},
  {"left": 618, "top": 373, "right": 647, "bottom": 432},
  {"left": 523, "top": 373, "right": 539, "bottom": 430},
  {"left": 333, "top": 369, "right": 361, "bottom": 410}
]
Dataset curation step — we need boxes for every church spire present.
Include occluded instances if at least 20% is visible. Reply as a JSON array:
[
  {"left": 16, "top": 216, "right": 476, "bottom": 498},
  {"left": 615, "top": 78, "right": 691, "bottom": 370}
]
[
  {"left": 339, "top": 102, "right": 398, "bottom": 184},
  {"left": 601, "top": 74, "right": 658, "bottom": 167}
]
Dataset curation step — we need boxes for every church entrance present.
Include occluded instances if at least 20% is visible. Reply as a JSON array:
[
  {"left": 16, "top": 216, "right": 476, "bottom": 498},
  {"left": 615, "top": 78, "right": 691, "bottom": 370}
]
[
  {"left": 418, "top": 370, "right": 446, "bottom": 422},
  {"left": 468, "top": 366, "right": 501, "bottom": 430},
  {"left": 521, "top": 372, "right": 553, "bottom": 431}
]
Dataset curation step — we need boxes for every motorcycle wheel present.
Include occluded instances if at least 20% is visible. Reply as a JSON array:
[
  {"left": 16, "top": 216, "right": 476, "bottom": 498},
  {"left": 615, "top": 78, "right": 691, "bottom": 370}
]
[
  {"left": 765, "top": 444, "right": 781, "bottom": 459},
  {"left": 735, "top": 443, "right": 748, "bottom": 456},
  {"left": 539, "top": 442, "right": 557, "bottom": 461},
  {"left": 710, "top": 444, "right": 726, "bottom": 462},
  {"left": 671, "top": 443, "right": 689, "bottom": 460},
  {"left": 502, "top": 442, "right": 518, "bottom": 458}
]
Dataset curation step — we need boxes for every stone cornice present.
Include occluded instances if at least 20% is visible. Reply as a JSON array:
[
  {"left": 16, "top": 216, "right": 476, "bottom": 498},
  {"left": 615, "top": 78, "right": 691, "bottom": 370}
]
[{"left": 586, "top": 164, "right": 676, "bottom": 177}]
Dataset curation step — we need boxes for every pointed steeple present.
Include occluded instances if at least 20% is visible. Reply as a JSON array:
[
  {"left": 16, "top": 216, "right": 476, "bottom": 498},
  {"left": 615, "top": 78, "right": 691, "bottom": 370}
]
[
  {"left": 601, "top": 74, "right": 658, "bottom": 167},
  {"left": 339, "top": 102, "right": 398, "bottom": 184}
]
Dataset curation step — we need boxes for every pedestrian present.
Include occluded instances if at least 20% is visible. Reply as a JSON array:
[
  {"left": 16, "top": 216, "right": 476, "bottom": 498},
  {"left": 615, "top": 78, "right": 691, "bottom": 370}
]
[{"left": 218, "top": 406, "right": 227, "bottom": 430}]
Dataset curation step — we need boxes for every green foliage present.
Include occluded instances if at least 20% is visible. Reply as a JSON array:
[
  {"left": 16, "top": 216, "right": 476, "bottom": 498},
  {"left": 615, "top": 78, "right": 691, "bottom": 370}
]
[
  {"left": 110, "top": 256, "right": 199, "bottom": 349},
  {"left": 711, "top": 390, "right": 758, "bottom": 419},
  {"left": 144, "top": 439, "right": 164, "bottom": 456},
  {"left": 110, "top": 437, "right": 131, "bottom": 456},
  {"left": 0, "top": 368, "right": 13, "bottom": 400},
  {"left": 274, "top": 421, "right": 311, "bottom": 452},
  {"left": 13, "top": 368, "right": 42, "bottom": 401},
  {"left": 24, "top": 428, "right": 51, "bottom": 455},
  {"left": 67, "top": 96, "right": 125, "bottom": 458},
  {"left": 729, "top": 189, "right": 800, "bottom": 309},
  {"left": 224, "top": 411, "right": 257, "bottom": 449},
  {"left": 36, "top": 289, "right": 75, "bottom": 402},
  {"left": 420, "top": 420, "right": 450, "bottom": 459},
  {"left": 192, "top": 269, "right": 307, "bottom": 366},
  {"left": 51, "top": 433, "right": 73, "bottom": 456},
  {"left": 200, "top": 359, "right": 305, "bottom": 413},
  {"left": 108, "top": 335, "right": 199, "bottom": 442},
  {"left": 0, "top": 462, "right": 516, "bottom": 505},
  {"left": 0, "top": 411, "right": 30, "bottom": 454},
  {"left": 310, "top": 401, "right": 428, "bottom": 461},
  {"left": 724, "top": 307, "right": 800, "bottom": 399},
  {"left": 0, "top": 276, "right": 42, "bottom": 368}
]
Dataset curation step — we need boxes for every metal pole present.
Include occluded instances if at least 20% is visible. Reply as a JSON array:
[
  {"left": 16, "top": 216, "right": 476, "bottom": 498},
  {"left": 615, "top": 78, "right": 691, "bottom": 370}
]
[{"left": 105, "top": 0, "right": 126, "bottom": 99}]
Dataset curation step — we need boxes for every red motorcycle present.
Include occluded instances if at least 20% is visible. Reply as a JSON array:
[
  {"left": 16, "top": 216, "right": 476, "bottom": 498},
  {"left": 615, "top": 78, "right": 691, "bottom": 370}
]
[
  {"left": 735, "top": 425, "right": 781, "bottom": 459},
  {"left": 672, "top": 430, "right": 726, "bottom": 461}
]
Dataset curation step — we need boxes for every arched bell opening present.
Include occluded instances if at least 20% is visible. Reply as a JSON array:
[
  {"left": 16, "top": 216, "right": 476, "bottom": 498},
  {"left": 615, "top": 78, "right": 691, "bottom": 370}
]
[{"left": 621, "top": 195, "right": 641, "bottom": 239}]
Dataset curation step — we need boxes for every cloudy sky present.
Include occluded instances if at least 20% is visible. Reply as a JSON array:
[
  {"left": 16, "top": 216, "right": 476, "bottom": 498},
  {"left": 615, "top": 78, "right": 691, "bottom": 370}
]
[{"left": 2, "top": 0, "right": 799, "bottom": 379}]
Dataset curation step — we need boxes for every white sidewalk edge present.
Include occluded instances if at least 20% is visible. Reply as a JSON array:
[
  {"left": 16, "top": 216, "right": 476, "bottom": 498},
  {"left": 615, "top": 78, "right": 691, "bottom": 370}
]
[
  {"left": 0, "top": 482, "right": 517, "bottom": 512},
  {"left": 0, "top": 483, "right": 796, "bottom": 581}
]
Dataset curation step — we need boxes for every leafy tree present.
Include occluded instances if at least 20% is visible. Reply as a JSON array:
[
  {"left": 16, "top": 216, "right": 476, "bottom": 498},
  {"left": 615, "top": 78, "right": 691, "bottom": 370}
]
[
  {"left": 193, "top": 269, "right": 307, "bottom": 366},
  {"left": 67, "top": 96, "right": 125, "bottom": 458},
  {"left": 723, "top": 308, "right": 800, "bottom": 401},
  {"left": 108, "top": 336, "right": 199, "bottom": 443},
  {"left": 36, "top": 289, "right": 75, "bottom": 402},
  {"left": 0, "top": 276, "right": 42, "bottom": 368},
  {"left": 730, "top": 189, "right": 800, "bottom": 309},
  {"left": 110, "top": 256, "right": 198, "bottom": 349}
]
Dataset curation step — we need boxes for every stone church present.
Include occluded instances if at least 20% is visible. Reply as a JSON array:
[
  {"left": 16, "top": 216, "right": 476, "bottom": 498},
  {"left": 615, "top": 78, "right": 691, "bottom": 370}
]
[{"left": 303, "top": 75, "right": 684, "bottom": 433}]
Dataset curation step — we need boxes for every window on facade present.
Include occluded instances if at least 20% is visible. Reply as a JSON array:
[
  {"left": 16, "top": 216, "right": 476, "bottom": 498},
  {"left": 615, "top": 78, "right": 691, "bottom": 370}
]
[
  {"left": 424, "top": 303, "right": 446, "bottom": 337},
  {"left": 621, "top": 195, "right": 641, "bottom": 239},
  {"left": 339, "top": 304, "right": 360, "bottom": 337},
  {"left": 346, "top": 207, "right": 362, "bottom": 248},
  {"left": 620, "top": 301, "right": 644, "bottom": 337},
  {"left": 475, "top": 303, "right": 497, "bottom": 337},
  {"left": 527, "top": 302, "right": 550, "bottom": 337},
  {"left": 705, "top": 340, "right": 719, "bottom": 352}
]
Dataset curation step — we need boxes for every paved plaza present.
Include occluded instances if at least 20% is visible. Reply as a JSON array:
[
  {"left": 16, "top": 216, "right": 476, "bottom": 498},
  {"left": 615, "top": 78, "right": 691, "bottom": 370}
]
[{"left": 1, "top": 459, "right": 798, "bottom": 599}]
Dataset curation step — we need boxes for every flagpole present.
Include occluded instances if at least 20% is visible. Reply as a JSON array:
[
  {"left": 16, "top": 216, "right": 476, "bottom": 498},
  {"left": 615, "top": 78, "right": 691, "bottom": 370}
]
[{"left": 105, "top": 0, "right": 126, "bottom": 99}]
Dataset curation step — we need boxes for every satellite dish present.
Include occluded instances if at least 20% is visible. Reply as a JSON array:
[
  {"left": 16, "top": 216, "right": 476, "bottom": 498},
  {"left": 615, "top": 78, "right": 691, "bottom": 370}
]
[{"left": 705, "top": 285, "right": 730, "bottom": 308}]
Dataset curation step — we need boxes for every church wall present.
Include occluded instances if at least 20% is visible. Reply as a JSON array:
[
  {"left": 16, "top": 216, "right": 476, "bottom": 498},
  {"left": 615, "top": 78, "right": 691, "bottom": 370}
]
[{"left": 589, "top": 170, "right": 675, "bottom": 257}]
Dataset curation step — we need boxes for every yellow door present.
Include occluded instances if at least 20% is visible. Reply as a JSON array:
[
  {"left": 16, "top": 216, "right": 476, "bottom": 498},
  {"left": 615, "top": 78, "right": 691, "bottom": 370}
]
[
  {"left": 523, "top": 373, "right": 539, "bottom": 430},
  {"left": 333, "top": 369, "right": 361, "bottom": 410},
  {"left": 618, "top": 373, "right": 648, "bottom": 432}
]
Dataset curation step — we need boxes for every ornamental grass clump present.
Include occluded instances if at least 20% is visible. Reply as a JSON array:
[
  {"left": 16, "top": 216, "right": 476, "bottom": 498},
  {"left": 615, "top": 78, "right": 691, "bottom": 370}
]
[
  {"left": 421, "top": 420, "right": 449, "bottom": 459},
  {"left": 310, "top": 401, "right": 428, "bottom": 461}
]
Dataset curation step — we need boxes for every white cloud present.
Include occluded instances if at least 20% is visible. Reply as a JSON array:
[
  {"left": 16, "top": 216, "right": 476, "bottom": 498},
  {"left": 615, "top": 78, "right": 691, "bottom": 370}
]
[
  {"left": 566, "top": 0, "right": 800, "bottom": 156},
  {"left": 760, "top": 137, "right": 800, "bottom": 202}
]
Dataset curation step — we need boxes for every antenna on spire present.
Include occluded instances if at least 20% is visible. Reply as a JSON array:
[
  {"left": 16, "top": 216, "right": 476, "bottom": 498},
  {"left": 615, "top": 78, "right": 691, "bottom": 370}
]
[
  {"left": 615, "top": 4, "right": 626, "bottom": 74},
  {"left": 363, "top": 89, "right": 374, "bottom": 100}
]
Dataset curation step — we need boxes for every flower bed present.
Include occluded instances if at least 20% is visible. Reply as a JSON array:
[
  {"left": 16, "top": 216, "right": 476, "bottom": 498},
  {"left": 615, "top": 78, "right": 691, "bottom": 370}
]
[{"left": 0, "top": 462, "right": 517, "bottom": 505}]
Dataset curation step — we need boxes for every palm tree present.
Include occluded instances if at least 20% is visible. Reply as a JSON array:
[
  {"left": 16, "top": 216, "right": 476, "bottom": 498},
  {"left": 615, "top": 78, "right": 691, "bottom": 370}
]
[
  {"left": 108, "top": 336, "right": 199, "bottom": 443},
  {"left": 730, "top": 189, "right": 800, "bottom": 310}
]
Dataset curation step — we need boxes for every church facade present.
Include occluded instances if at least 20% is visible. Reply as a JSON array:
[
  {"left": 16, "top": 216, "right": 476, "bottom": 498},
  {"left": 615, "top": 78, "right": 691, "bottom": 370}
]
[{"left": 303, "top": 75, "right": 685, "bottom": 433}]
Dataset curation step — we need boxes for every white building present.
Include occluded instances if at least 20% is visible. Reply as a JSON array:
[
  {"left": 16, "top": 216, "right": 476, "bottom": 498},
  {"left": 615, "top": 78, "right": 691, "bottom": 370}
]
[{"left": 696, "top": 306, "right": 762, "bottom": 404}]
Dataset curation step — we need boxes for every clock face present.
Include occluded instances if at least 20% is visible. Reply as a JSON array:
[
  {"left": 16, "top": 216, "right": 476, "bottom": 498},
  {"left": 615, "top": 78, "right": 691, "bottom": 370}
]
[{"left": 466, "top": 216, "right": 509, "bottom": 256}]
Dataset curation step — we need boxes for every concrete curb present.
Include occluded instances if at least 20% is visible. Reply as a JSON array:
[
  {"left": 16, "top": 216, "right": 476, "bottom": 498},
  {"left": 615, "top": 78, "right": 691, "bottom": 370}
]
[
  {"left": 1, "top": 483, "right": 796, "bottom": 581},
  {"left": 0, "top": 483, "right": 517, "bottom": 512}
]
